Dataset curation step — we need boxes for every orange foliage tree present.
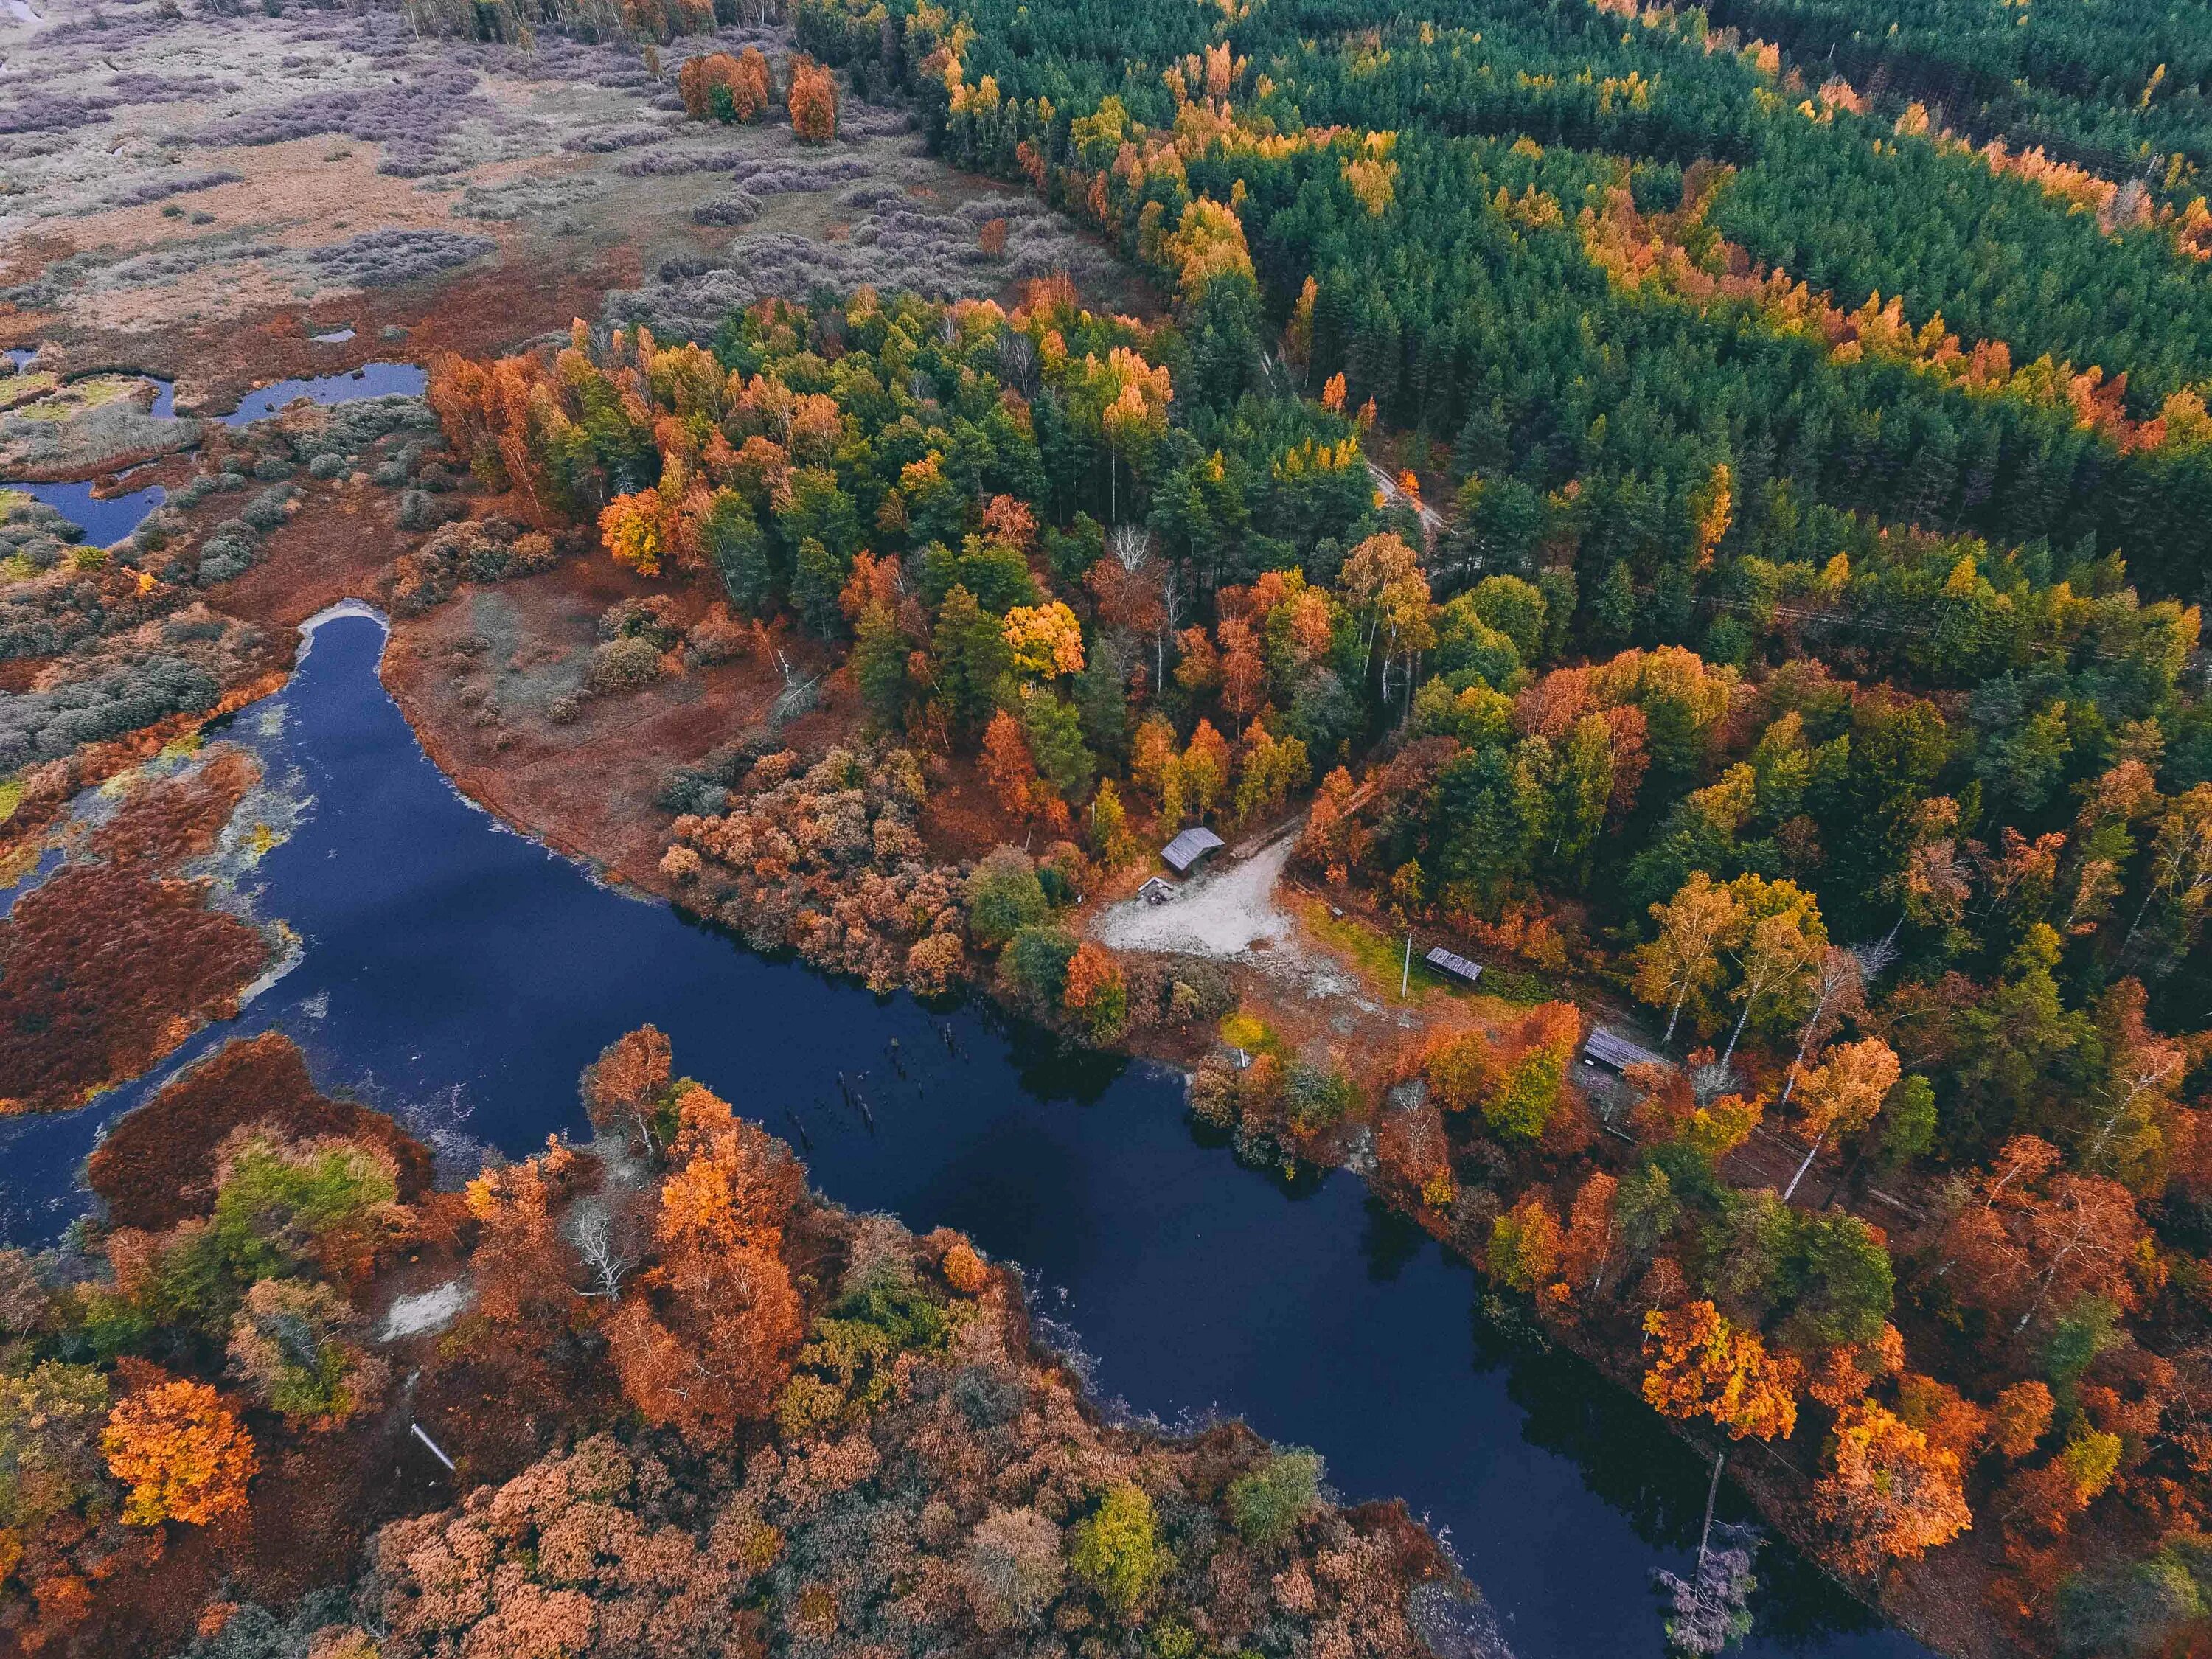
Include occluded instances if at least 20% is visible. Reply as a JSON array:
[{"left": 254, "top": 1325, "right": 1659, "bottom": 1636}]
[
  {"left": 582, "top": 1023, "right": 675, "bottom": 1162},
  {"left": 682, "top": 47, "right": 772, "bottom": 122},
  {"left": 465, "top": 1142, "right": 579, "bottom": 1330},
  {"left": 981, "top": 708, "right": 1061, "bottom": 828},
  {"left": 1814, "top": 1401, "right": 1973, "bottom": 1572},
  {"left": 608, "top": 1082, "right": 804, "bottom": 1444},
  {"left": 100, "top": 1379, "right": 256, "bottom": 1527},
  {"left": 1641, "top": 1299, "right": 1803, "bottom": 1441},
  {"left": 1784, "top": 1036, "right": 1900, "bottom": 1197},
  {"left": 788, "top": 55, "right": 838, "bottom": 142},
  {"left": 1989, "top": 1380, "right": 2056, "bottom": 1460},
  {"left": 1062, "top": 942, "right": 1129, "bottom": 1041},
  {"left": 1559, "top": 1171, "right": 1620, "bottom": 1297},
  {"left": 1941, "top": 1135, "right": 2149, "bottom": 1338}
]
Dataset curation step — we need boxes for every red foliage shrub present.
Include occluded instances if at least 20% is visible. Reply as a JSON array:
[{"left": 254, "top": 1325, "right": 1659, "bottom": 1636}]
[{"left": 0, "top": 864, "right": 270, "bottom": 1115}]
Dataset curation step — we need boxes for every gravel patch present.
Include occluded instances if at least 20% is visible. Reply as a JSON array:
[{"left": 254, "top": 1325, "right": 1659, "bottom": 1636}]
[{"left": 379, "top": 1277, "right": 474, "bottom": 1340}]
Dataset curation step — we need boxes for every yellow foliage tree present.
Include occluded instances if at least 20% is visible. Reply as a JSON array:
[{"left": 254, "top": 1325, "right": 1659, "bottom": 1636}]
[
  {"left": 600, "top": 490, "right": 667, "bottom": 576},
  {"left": 1641, "top": 1299, "right": 1802, "bottom": 1441},
  {"left": 1002, "top": 601, "right": 1087, "bottom": 678},
  {"left": 1488, "top": 1193, "right": 1564, "bottom": 1298}
]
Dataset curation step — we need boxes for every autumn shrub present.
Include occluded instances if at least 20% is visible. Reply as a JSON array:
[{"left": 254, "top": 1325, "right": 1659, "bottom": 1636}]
[
  {"left": 584, "top": 634, "right": 667, "bottom": 695},
  {"left": 780, "top": 1267, "right": 951, "bottom": 1437},
  {"left": 1226, "top": 1447, "right": 1325, "bottom": 1548},
  {"left": 226, "top": 1278, "right": 386, "bottom": 1430},
  {"left": 101, "top": 1377, "right": 255, "bottom": 1526},
  {"left": 1000, "top": 924, "right": 1078, "bottom": 1011},
  {"left": 905, "top": 931, "right": 967, "bottom": 995},
  {"left": 1187, "top": 1060, "right": 1240, "bottom": 1129},
  {"left": 1068, "top": 1484, "right": 1166, "bottom": 1617},
  {"left": 936, "top": 1234, "right": 989, "bottom": 1294},
  {"left": 964, "top": 846, "right": 1048, "bottom": 948},
  {"left": 206, "top": 1129, "right": 408, "bottom": 1290},
  {"left": 962, "top": 1506, "right": 1065, "bottom": 1629},
  {"left": 1284, "top": 1054, "right": 1357, "bottom": 1133},
  {"left": 673, "top": 745, "right": 956, "bottom": 992},
  {"left": 598, "top": 593, "right": 682, "bottom": 648},
  {"left": 684, "top": 603, "right": 749, "bottom": 664}
]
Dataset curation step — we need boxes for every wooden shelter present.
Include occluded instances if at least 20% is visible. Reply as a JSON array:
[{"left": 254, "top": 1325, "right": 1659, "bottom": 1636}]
[
  {"left": 1423, "top": 945, "right": 1483, "bottom": 986},
  {"left": 1582, "top": 1026, "right": 1667, "bottom": 1073},
  {"left": 1161, "top": 827, "right": 1225, "bottom": 874}
]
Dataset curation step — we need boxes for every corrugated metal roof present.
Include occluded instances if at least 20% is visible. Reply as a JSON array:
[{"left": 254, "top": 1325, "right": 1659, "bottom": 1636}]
[
  {"left": 1423, "top": 945, "right": 1483, "bottom": 984},
  {"left": 1161, "top": 827, "right": 1225, "bottom": 872},
  {"left": 1583, "top": 1027, "right": 1666, "bottom": 1072}
]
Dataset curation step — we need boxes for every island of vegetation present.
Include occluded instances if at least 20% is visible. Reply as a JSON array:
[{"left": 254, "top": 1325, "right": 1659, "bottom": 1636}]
[{"left": 0, "top": 1027, "right": 1473, "bottom": 1658}]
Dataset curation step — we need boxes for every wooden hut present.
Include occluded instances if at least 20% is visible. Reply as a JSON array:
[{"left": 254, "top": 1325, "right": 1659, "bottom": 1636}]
[
  {"left": 1423, "top": 945, "right": 1483, "bottom": 987},
  {"left": 1161, "top": 827, "right": 1225, "bottom": 874},
  {"left": 1582, "top": 1026, "right": 1667, "bottom": 1073}
]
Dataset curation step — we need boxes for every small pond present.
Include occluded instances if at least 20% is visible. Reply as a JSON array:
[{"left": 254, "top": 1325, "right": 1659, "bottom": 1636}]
[
  {"left": 17, "top": 479, "right": 167, "bottom": 548},
  {"left": 218, "top": 361, "right": 427, "bottom": 425},
  {"left": 3, "top": 361, "right": 422, "bottom": 544},
  {"left": 0, "top": 611, "right": 1933, "bottom": 1659}
]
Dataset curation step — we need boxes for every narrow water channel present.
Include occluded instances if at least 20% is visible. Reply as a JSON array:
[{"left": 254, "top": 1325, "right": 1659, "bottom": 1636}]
[
  {"left": 0, "top": 611, "right": 1934, "bottom": 1659},
  {"left": 4, "top": 362, "right": 428, "bottom": 546}
]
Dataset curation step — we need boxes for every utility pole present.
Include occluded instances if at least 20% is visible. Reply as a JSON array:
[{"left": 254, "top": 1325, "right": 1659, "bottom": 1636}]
[
  {"left": 1402, "top": 931, "right": 1413, "bottom": 998},
  {"left": 411, "top": 1422, "right": 456, "bottom": 1472}
]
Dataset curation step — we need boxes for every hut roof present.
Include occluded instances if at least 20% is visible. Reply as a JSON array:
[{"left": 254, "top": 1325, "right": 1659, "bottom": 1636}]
[
  {"left": 1161, "top": 827, "right": 1225, "bottom": 873},
  {"left": 1423, "top": 945, "right": 1483, "bottom": 985},
  {"left": 1583, "top": 1027, "right": 1667, "bottom": 1073}
]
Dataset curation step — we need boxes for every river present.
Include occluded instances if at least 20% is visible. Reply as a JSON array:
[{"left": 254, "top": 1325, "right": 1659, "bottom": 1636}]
[{"left": 0, "top": 610, "right": 1933, "bottom": 1659}]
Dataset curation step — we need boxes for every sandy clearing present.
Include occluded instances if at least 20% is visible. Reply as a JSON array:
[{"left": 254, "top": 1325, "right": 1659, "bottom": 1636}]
[
  {"left": 380, "top": 1276, "right": 473, "bottom": 1340},
  {"left": 1093, "top": 823, "right": 1370, "bottom": 1006}
]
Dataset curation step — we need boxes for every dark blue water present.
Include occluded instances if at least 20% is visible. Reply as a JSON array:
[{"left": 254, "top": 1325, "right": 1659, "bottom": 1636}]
[
  {"left": 0, "top": 612, "right": 1930, "bottom": 1659},
  {"left": 219, "top": 361, "right": 426, "bottom": 425},
  {"left": 20, "top": 480, "right": 167, "bottom": 547}
]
